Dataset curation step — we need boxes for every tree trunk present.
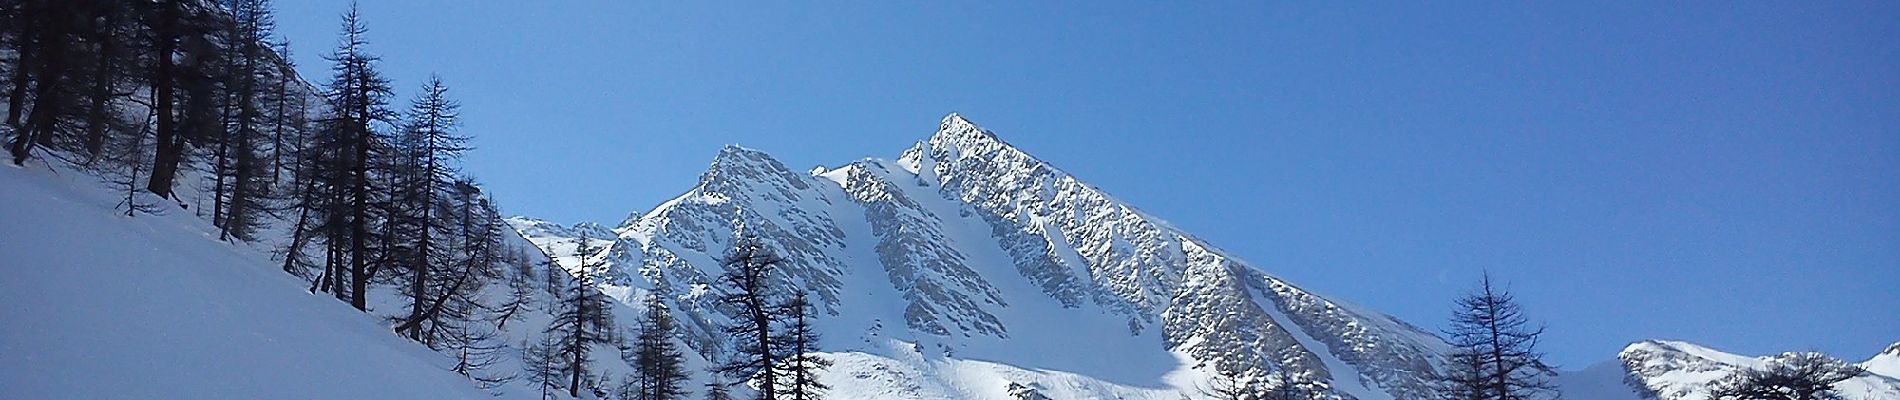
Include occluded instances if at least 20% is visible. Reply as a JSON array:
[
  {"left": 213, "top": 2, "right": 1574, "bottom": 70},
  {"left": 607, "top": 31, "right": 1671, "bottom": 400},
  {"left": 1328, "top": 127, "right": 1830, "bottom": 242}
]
[
  {"left": 750, "top": 274, "right": 776, "bottom": 400},
  {"left": 211, "top": 120, "right": 230, "bottom": 232},
  {"left": 348, "top": 116, "right": 370, "bottom": 311},
  {"left": 146, "top": 0, "right": 181, "bottom": 199},
  {"left": 5, "top": 4, "right": 33, "bottom": 128},
  {"left": 13, "top": 25, "right": 66, "bottom": 166},
  {"left": 270, "top": 62, "right": 287, "bottom": 182},
  {"left": 282, "top": 200, "right": 311, "bottom": 274},
  {"left": 83, "top": 11, "right": 117, "bottom": 159}
]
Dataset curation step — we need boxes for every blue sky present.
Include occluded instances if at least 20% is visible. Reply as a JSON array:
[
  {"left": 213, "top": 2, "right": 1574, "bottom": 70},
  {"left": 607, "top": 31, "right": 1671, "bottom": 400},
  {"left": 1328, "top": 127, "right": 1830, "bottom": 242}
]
[{"left": 274, "top": 1, "right": 1897, "bottom": 367}]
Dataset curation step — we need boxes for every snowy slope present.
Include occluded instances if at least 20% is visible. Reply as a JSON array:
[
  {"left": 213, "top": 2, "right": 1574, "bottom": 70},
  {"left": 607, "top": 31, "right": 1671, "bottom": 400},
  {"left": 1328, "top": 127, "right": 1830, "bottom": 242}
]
[
  {"left": 1619, "top": 340, "right": 1900, "bottom": 400},
  {"left": 0, "top": 164, "right": 531, "bottom": 399},
  {"left": 512, "top": 114, "right": 1452, "bottom": 399},
  {"left": 1555, "top": 361, "right": 1644, "bottom": 400},
  {"left": 1864, "top": 343, "right": 1900, "bottom": 380}
]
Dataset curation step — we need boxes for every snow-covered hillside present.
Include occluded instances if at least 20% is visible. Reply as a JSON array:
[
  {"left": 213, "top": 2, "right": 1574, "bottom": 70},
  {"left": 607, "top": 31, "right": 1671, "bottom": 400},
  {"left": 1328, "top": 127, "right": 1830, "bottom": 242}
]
[
  {"left": 1619, "top": 340, "right": 1900, "bottom": 400},
  {"left": 512, "top": 114, "right": 1454, "bottom": 400},
  {"left": 1555, "top": 361, "right": 1644, "bottom": 400},
  {"left": 0, "top": 164, "right": 535, "bottom": 399}
]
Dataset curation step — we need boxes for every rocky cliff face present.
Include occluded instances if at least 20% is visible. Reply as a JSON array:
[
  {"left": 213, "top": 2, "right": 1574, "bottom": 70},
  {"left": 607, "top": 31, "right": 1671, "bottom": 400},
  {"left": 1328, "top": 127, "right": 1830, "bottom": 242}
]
[{"left": 511, "top": 114, "right": 1454, "bottom": 399}]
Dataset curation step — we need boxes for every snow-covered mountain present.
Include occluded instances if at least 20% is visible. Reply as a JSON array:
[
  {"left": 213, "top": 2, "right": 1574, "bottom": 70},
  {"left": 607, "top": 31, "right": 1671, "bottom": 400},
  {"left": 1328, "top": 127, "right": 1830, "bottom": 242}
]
[
  {"left": 511, "top": 114, "right": 1453, "bottom": 399},
  {"left": 1618, "top": 340, "right": 1900, "bottom": 400}
]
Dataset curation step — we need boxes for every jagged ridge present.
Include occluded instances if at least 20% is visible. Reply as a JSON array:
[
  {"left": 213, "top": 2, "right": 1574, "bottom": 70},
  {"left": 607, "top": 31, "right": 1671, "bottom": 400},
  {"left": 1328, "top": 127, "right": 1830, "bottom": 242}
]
[{"left": 511, "top": 114, "right": 1454, "bottom": 399}]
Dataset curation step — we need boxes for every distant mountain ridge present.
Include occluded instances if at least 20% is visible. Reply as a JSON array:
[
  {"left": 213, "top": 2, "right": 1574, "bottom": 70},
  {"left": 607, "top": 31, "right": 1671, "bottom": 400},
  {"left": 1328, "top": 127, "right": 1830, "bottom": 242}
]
[
  {"left": 512, "top": 114, "right": 1453, "bottom": 399},
  {"left": 508, "top": 114, "right": 1894, "bottom": 400}
]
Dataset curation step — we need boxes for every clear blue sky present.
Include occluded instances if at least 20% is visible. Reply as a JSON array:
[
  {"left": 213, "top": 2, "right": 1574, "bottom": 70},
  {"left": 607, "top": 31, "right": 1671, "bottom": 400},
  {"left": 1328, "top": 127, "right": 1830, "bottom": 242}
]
[{"left": 274, "top": 1, "right": 1898, "bottom": 368}]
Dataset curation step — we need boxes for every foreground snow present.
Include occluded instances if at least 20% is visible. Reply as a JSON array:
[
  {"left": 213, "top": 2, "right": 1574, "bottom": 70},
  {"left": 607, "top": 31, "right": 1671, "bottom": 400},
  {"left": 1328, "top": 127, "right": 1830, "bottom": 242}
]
[{"left": 0, "top": 164, "right": 527, "bottom": 399}]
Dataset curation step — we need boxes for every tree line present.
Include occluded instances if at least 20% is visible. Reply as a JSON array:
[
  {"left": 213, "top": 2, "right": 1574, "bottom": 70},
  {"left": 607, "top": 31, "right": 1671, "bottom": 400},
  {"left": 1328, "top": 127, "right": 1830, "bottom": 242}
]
[
  {"left": 4, "top": 2, "right": 831, "bottom": 400},
  {"left": 7, "top": 0, "right": 527, "bottom": 392}
]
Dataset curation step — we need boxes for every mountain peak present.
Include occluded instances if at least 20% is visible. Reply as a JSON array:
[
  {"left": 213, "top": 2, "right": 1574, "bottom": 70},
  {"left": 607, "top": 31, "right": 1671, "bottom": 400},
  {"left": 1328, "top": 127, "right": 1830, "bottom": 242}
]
[
  {"left": 714, "top": 143, "right": 770, "bottom": 162},
  {"left": 931, "top": 112, "right": 1004, "bottom": 150},
  {"left": 941, "top": 112, "right": 977, "bottom": 129},
  {"left": 703, "top": 144, "right": 790, "bottom": 175},
  {"left": 692, "top": 143, "right": 812, "bottom": 196}
]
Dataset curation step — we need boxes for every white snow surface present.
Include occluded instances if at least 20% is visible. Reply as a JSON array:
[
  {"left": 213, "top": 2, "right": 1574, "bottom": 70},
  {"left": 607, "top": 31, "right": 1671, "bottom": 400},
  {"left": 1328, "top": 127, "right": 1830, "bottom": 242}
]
[
  {"left": 1864, "top": 343, "right": 1900, "bottom": 381},
  {"left": 1619, "top": 340, "right": 1900, "bottom": 400},
  {"left": 0, "top": 163, "right": 530, "bottom": 399}
]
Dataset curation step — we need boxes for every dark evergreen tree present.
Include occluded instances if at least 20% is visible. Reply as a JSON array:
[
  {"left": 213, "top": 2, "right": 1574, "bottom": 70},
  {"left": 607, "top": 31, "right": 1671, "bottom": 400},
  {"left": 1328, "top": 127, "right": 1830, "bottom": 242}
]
[
  {"left": 775, "top": 293, "right": 829, "bottom": 400},
  {"left": 210, "top": 0, "right": 277, "bottom": 242},
  {"left": 316, "top": 3, "right": 393, "bottom": 310},
  {"left": 265, "top": 39, "right": 301, "bottom": 183},
  {"left": 715, "top": 229, "right": 786, "bottom": 400},
  {"left": 615, "top": 373, "right": 642, "bottom": 400},
  {"left": 543, "top": 257, "right": 566, "bottom": 300},
  {"left": 1441, "top": 273, "right": 1559, "bottom": 400},
  {"left": 548, "top": 231, "right": 615, "bottom": 398},
  {"left": 492, "top": 252, "right": 538, "bottom": 330},
  {"left": 524, "top": 334, "right": 564, "bottom": 400},
  {"left": 77, "top": 0, "right": 135, "bottom": 162},
  {"left": 704, "top": 376, "right": 733, "bottom": 400},
  {"left": 447, "top": 321, "right": 514, "bottom": 389},
  {"left": 1196, "top": 372, "right": 1258, "bottom": 400},
  {"left": 5, "top": 0, "right": 136, "bottom": 166},
  {"left": 143, "top": 0, "right": 186, "bottom": 198},
  {"left": 630, "top": 293, "right": 689, "bottom": 400},
  {"left": 142, "top": 0, "right": 226, "bottom": 200},
  {"left": 393, "top": 76, "right": 466, "bottom": 342},
  {"left": 107, "top": 109, "right": 163, "bottom": 217},
  {"left": 1440, "top": 348, "right": 1490, "bottom": 400},
  {"left": 178, "top": 21, "right": 229, "bottom": 216},
  {"left": 2, "top": 0, "right": 31, "bottom": 128},
  {"left": 393, "top": 181, "right": 501, "bottom": 349},
  {"left": 5, "top": 0, "right": 79, "bottom": 165}
]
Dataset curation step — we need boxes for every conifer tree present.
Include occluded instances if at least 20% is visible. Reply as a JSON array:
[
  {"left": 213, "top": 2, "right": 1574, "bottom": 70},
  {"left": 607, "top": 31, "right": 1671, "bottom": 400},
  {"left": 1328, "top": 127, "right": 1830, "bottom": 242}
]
[
  {"left": 144, "top": 0, "right": 185, "bottom": 197},
  {"left": 212, "top": 0, "right": 277, "bottom": 242},
  {"left": 775, "top": 293, "right": 830, "bottom": 400},
  {"left": 447, "top": 321, "right": 514, "bottom": 389},
  {"left": 1440, "top": 273, "right": 1559, "bottom": 400},
  {"left": 394, "top": 76, "right": 466, "bottom": 341},
  {"left": 317, "top": 3, "right": 393, "bottom": 310},
  {"left": 6, "top": 0, "right": 79, "bottom": 165},
  {"left": 266, "top": 40, "right": 301, "bottom": 182},
  {"left": 631, "top": 293, "right": 689, "bottom": 400},
  {"left": 704, "top": 376, "right": 733, "bottom": 400},
  {"left": 715, "top": 229, "right": 786, "bottom": 400},
  {"left": 492, "top": 254, "right": 538, "bottom": 330},
  {"left": 78, "top": 0, "right": 134, "bottom": 162},
  {"left": 394, "top": 181, "right": 497, "bottom": 347},
  {"left": 549, "top": 231, "right": 615, "bottom": 398},
  {"left": 1196, "top": 371, "right": 1258, "bottom": 400},
  {"left": 6, "top": 0, "right": 138, "bottom": 166},
  {"left": 524, "top": 334, "right": 564, "bottom": 400},
  {"left": 3, "top": 0, "right": 32, "bottom": 128},
  {"left": 108, "top": 110, "right": 162, "bottom": 217}
]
